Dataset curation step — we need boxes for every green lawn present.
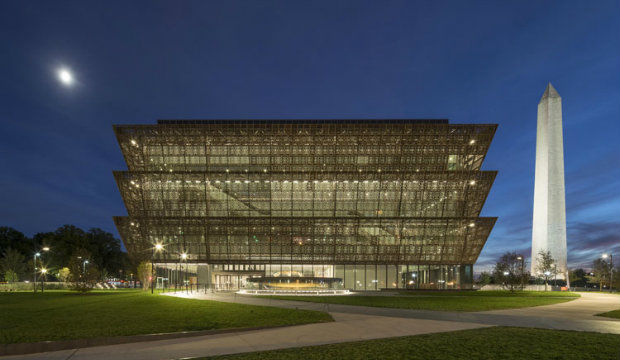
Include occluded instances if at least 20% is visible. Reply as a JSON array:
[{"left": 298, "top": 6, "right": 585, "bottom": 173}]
[
  {"left": 597, "top": 309, "right": 620, "bottom": 319},
  {"left": 267, "top": 291, "right": 579, "bottom": 311},
  {"left": 205, "top": 327, "right": 620, "bottom": 360},
  {"left": 0, "top": 291, "right": 332, "bottom": 344},
  {"left": 398, "top": 290, "right": 580, "bottom": 297}
]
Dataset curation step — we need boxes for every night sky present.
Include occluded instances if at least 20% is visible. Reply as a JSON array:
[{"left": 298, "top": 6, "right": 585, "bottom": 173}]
[{"left": 1, "top": 1, "right": 618, "bottom": 272}]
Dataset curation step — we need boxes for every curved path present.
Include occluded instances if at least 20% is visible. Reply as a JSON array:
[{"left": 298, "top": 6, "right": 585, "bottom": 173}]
[{"left": 2, "top": 292, "right": 618, "bottom": 360}]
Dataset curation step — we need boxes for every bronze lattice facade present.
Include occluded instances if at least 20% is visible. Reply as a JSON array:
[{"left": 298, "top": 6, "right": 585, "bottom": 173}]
[{"left": 113, "top": 119, "right": 497, "bottom": 290}]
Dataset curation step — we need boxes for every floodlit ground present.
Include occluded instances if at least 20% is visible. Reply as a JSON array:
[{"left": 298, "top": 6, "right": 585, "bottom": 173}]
[
  {"left": 0, "top": 290, "right": 332, "bottom": 344},
  {"left": 267, "top": 291, "right": 580, "bottom": 311},
  {"left": 203, "top": 327, "right": 620, "bottom": 360}
]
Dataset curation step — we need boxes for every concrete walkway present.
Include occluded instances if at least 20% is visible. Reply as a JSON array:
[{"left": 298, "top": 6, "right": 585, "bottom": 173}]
[
  {"left": 480, "top": 291, "right": 620, "bottom": 319},
  {"left": 166, "top": 291, "right": 620, "bottom": 333},
  {"left": 2, "top": 292, "right": 618, "bottom": 360},
  {"left": 0, "top": 313, "right": 488, "bottom": 360}
]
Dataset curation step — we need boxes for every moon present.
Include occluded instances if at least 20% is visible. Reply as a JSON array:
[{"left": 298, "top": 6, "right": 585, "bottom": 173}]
[{"left": 57, "top": 68, "right": 74, "bottom": 86}]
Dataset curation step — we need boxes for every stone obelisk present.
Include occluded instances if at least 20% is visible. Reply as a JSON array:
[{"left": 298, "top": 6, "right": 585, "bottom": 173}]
[{"left": 531, "top": 83, "right": 568, "bottom": 281}]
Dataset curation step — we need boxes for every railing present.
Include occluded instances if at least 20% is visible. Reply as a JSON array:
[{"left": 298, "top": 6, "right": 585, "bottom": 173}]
[{"left": 237, "top": 289, "right": 351, "bottom": 296}]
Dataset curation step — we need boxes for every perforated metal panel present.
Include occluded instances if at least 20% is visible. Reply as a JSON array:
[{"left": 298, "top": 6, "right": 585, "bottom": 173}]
[{"left": 113, "top": 120, "right": 497, "bottom": 266}]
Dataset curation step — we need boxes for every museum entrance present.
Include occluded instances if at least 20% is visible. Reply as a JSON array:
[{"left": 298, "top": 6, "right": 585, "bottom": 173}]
[{"left": 214, "top": 272, "right": 263, "bottom": 291}]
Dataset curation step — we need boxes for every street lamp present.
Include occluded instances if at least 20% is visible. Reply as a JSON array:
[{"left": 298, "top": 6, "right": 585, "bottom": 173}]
[
  {"left": 603, "top": 253, "right": 613, "bottom": 293},
  {"left": 83, "top": 260, "right": 89, "bottom": 275},
  {"left": 41, "top": 268, "right": 47, "bottom": 292},
  {"left": 152, "top": 243, "right": 164, "bottom": 294},
  {"left": 517, "top": 256, "right": 525, "bottom": 290},
  {"left": 181, "top": 253, "right": 188, "bottom": 292},
  {"left": 33, "top": 246, "right": 51, "bottom": 294},
  {"left": 33, "top": 252, "right": 41, "bottom": 293}
]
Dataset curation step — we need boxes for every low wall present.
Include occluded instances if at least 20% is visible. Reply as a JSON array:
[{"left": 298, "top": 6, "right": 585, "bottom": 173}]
[
  {"left": 479, "top": 284, "right": 565, "bottom": 291},
  {"left": 0, "top": 282, "right": 68, "bottom": 291}
]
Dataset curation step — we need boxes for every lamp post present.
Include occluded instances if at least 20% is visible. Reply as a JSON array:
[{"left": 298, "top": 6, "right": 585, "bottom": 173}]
[
  {"left": 544, "top": 271, "right": 551, "bottom": 291},
  {"left": 603, "top": 253, "right": 613, "bottom": 293},
  {"left": 33, "top": 247, "right": 51, "bottom": 293},
  {"left": 33, "top": 252, "right": 40, "bottom": 293},
  {"left": 40, "top": 268, "right": 47, "bottom": 292},
  {"left": 517, "top": 256, "right": 524, "bottom": 290},
  {"left": 83, "top": 260, "right": 89, "bottom": 275},
  {"left": 153, "top": 244, "right": 163, "bottom": 294},
  {"left": 181, "top": 253, "right": 188, "bottom": 293}
]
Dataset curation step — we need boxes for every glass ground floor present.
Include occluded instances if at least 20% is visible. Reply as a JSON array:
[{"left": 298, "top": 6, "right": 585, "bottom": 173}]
[{"left": 153, "top": 263, "right": 473, "bottom": 291}]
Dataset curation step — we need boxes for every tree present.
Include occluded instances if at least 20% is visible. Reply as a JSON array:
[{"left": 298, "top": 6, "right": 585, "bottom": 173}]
[
  {"left": 592, "top": 258, "right": 610, "bottom": 291},
  {"left": 569, "top": 269, "right": 588, "bottom": 288},
  {"left": 535, "top": 250, "right": 557, "bottom": 291},
  {"left": 137, "top": 261, "right": 152, "bottom": 291},
  {"left": 0, "top": 248, "right": 26, "bottom": 282},
  {"left": 57, "top": 267, "right": 71, "bottom": 282},
  {"left": 67, "top": 249, "right": 99, "bottom": 293},
  {"left": 476, "top": 272, "right": 493, "bottom": 287},
  {"left": 0, "top": 227, "right": 31, "bottom": 258},
  {"left": 4, "top": 270, "right": 18, "bottom": 283},
  {"left": 493, "top": 252, "right": 530, "bottom": 292}
]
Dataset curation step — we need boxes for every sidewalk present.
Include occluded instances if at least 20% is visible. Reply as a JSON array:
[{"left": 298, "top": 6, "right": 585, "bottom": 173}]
[
  {"left": 166, "top": 291, "right": 620, "bottom": 333},
  {"left": 3, "top": 292, "right": 618, "bottom": 360},
  {"left": 0, "top": 313, "right": 488, "bottom": 360}
]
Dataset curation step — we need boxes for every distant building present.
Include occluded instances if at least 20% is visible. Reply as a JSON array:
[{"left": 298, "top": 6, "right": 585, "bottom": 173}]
[
  {"left": 531, "top": 84, "right": 568, "bottom": 280},
  {"left": 113, "top": 119, "right": 497, "bottom": 291}
]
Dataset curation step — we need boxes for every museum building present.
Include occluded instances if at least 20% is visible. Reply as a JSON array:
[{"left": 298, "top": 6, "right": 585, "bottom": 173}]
[{"left": 113, "top": 119, "right": 497, "bottom": 291}]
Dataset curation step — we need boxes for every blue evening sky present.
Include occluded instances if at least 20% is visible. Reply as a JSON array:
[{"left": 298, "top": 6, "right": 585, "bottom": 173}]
[{"left": 1, "top": 1, "right": 618, "bottom": 271}]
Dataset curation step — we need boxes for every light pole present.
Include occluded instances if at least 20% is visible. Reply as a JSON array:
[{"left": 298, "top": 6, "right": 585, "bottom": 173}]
[
  {"left": 33, "top": 252, "right": 40, "bottom": 293},
  {"left": 153, "top": 244, "right": 163, "bottom": 294},
  {"left": 83, "top": 260, "right": 89, "bottom": 275},
  {"left": 40, "top": 268, "right": 47, "bottom": 292},
  {"left": 603, "top": 253, "right": 613, "bottom": 293},
  {"left": 517, "top": 256, "right": 524, "bottom": 290},
  {"left": 33, "top": 247, "right": 51, "bottom": 293},
  {"left": 181, "top": 253, "right": 188, "bottom": 293}
]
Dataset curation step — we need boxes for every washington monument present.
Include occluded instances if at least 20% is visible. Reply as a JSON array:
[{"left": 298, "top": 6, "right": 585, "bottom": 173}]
[{"left": 531, "top": 83, "right": 568, "bottom": 280}]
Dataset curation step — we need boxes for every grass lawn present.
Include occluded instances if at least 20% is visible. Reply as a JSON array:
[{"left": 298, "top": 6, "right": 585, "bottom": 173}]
[
  {"left": 398, "top": 290, "right": 580, "bottom": 297},
  {"left": 597, "top": 309, "right": 620, "bottom": 319},
  {"left": 0, "top": 290, "right": 332, "bottom": 344},
  {"left": 205, "top": 327, "right": 620, "bottom": 360},
  {"left": 267, "top": 291, "right": 579, "bottom": 312}
]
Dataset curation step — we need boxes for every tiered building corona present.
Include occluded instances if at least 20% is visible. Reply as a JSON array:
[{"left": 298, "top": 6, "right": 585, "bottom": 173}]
[{"left": 114, "top": 119, "right": 497, "bottom": 290}]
